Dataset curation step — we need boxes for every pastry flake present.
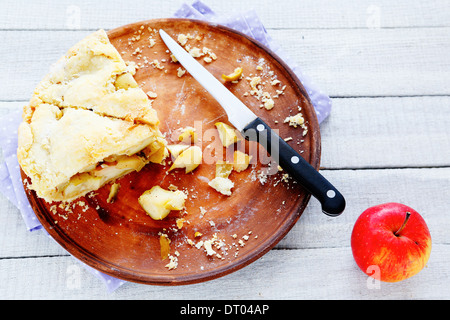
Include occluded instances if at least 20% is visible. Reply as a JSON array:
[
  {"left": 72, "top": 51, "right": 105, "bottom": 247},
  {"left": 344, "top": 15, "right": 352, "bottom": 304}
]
[{"left": 208, "top": 177, "right": 234, "bottom": 196}]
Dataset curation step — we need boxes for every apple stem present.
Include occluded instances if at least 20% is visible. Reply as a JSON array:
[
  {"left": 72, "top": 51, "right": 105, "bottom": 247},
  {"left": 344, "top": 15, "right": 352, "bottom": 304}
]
[{"left": 394, "top": 211, "right": 411, "bottom": 237}]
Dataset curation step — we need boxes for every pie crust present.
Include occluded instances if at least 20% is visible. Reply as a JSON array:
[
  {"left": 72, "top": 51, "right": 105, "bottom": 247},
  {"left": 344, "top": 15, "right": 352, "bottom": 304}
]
[{"left": 17, "top": 30, "right": 167, "bottom": 202}]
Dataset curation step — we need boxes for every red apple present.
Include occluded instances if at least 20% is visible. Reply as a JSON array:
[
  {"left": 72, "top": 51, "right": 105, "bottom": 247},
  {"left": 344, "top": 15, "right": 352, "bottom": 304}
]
[{"left": 351, "top": 202, "right": 432, "bottom": 282}]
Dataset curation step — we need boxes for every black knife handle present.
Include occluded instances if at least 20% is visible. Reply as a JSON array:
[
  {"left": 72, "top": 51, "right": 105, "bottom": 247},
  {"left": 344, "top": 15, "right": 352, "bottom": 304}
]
[{"left": 242, "top": 117, "right": 345, "bottom": 217}]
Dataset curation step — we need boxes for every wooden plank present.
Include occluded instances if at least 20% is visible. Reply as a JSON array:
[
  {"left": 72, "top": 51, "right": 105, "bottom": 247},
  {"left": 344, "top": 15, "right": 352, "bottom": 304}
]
[
  {"left": 2, "top": 96, "right": 449, "bottom": 169},
  {"left": 320, "top": 96, "right": 450, "bottom": 168},
  {"left": 0, "top": 244, "right": 448, "bottom": 299},
  {"left": 105, "top": 244, "right": 450, "bottom": 300},
  {"left": 277, "top": 168, "right": 450, "bottom": 249},
  {"left": 1, "top": 167, "right": 448, "bottom": 256},
  {"left": 269, "top": 28, "right": 450, "bottom": 97},
  {"left": 1, "top": 27, "right": 449, "bottom": 101},
  {"left": 0, "top": 0, "right": 449, "bottom": 30}
]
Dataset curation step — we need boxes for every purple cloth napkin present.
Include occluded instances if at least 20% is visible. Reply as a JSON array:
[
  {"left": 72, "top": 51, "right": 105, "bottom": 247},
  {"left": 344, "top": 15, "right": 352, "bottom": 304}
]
[{"left": 0, "top": 0, "right": 331, "bottom": 292}]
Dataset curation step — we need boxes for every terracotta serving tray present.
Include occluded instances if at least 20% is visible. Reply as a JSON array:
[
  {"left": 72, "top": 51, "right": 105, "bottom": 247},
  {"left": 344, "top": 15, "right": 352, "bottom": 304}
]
[{"left": 21, "top": 19, "right": 321, "bottom": 285}]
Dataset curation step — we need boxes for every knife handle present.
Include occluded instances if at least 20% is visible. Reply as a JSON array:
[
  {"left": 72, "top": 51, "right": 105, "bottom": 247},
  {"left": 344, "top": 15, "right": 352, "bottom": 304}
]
[{"left": 242, "top": 117, "right": 345, "bottom": 217}]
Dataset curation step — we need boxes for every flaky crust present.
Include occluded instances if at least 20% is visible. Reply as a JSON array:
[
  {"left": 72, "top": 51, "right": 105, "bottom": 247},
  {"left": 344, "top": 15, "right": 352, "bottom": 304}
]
[{"left": 18, "top": 30, "right": 167, "bottom": 202}]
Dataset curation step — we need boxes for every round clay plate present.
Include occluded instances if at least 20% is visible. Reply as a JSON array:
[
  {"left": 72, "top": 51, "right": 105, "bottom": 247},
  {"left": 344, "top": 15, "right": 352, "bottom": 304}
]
[{"left": 22, "top": 19, "right": 321, "bottom": 285}]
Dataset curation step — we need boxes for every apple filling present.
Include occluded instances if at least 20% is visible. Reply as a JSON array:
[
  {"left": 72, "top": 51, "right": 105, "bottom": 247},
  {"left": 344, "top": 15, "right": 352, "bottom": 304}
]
[{"left": 59, "top": 154, "right": 147, "bottom": 200}]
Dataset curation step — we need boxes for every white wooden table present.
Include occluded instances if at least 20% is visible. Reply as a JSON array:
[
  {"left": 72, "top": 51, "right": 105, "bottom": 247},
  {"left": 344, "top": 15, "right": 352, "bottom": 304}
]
[{"left": 1, "top": 0, "right": 449, "bottom": 300}]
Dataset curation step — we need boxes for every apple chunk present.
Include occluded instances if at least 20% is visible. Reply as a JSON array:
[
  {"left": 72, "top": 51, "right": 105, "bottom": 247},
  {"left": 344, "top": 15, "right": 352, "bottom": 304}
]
[
  {"left": 114, "top": 72, "right": 138, "bottom": 90},
  {"left": 233, "top": 150, "right": 252, "bottom": 172},
  {"left": 177, "top": 126, "right": 198, "bottom": 143},
  {"left": 167, "top": 144, "right": 189, "bottom": 159},
  {"left": 169, "top": 145, "right": 202, "bottom": 173},
  {"left": 221, "top": 67, "right": 243, "bottom": 82},
  {"left": 215, "top": 122, "right": 242, "bottom": 147},
  {"left": 138, "top": 186, "right": 187, "bottom": 220}
]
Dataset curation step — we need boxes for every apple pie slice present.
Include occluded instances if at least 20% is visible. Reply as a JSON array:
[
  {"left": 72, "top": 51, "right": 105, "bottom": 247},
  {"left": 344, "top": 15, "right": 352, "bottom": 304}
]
[{"left": 17, "top": 30, "right": 167, "bottom": 202}]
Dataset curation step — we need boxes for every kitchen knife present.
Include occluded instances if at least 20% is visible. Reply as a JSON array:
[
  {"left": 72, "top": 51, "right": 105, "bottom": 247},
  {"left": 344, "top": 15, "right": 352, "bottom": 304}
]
[{"left": 159, "top": 29, "right": 345, "bottom": 216}]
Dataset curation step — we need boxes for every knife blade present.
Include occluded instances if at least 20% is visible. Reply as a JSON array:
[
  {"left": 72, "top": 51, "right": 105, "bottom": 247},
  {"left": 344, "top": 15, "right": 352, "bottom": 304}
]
[{"left": 159, "top": 29, "right": 345, "bottom": 216}]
